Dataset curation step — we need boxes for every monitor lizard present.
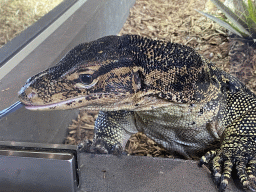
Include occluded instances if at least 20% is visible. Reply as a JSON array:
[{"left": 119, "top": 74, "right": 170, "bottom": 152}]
[{"left": 18, "top": 35, "right": 256, "bottom": 191}]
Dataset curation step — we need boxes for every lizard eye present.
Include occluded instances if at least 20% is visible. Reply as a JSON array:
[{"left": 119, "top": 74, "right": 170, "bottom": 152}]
[
  {"left": 79, "top": 74, "right": 93, "bottom": 85},
  {"left": 75, "top": 74, "right": 98, "bottom": 89}
]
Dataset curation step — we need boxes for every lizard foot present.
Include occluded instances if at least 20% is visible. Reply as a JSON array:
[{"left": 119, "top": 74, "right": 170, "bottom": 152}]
[
  {"left": 78, "top": 138, "right": 124, "bottom": 155},
  {"left": 199, "top": 149, "right": 256, "bottom": 192},
  {"left": 91, "top": 139, "right": 125, "bottom": 155}
]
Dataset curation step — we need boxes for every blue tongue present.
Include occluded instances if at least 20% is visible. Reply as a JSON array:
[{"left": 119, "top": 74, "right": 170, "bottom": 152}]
[{"left": 0, "top": 101, "right": 24, "bottom": 119}]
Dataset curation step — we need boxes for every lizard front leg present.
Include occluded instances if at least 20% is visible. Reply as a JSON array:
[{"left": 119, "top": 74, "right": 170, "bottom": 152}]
[
  {"left": 80, "top": 110, "right": 138, "bottom": 155},
  {"left": 199, "top": 109, "right": 256, "bottom": 191}
]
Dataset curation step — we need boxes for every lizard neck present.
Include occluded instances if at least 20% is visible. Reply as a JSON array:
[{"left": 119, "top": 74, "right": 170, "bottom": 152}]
[{"left": 121, "top": 35, "right": 214, "bottom": 103}]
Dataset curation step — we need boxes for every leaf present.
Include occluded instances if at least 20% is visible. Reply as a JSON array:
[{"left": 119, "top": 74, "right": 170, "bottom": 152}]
[
  {"left": 210, "top": 0, "right": 251, "bottom": 36},
  {"left": 233, "top": 0, "right": 249, "bottom": 21},
  {"left": 248, "top": 0, "right": 256, "bottom": 23},
  {"left": 247, "top": 17, "right": 256, "bottom": 36},
  {"left": 196, "top": 9, "right": 243, "bottom": 37}
]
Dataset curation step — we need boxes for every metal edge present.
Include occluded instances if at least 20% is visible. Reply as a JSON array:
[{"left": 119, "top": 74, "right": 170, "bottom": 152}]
[
  {"left": 0, "top": 140, "right": 80, "bottom": 188},
  {"left": 0, "top": 140, "right": 77, "bottom": 151}
]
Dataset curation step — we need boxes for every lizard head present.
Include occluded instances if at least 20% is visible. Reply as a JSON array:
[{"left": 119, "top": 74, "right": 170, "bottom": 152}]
[
  {"left": 18, "top": 36, "right": 149, "bottom": 111},
  {"left": 18, "top": 35, "right": 221, "bottom": 111}
]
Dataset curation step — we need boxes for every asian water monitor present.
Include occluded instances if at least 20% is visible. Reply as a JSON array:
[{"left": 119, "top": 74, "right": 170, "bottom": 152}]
[{"left": 18, "top": 35, "right": 256, "bottom": 191}]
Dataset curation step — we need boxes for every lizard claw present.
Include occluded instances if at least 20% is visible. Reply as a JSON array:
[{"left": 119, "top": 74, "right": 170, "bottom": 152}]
[
  {"left": 217, "top": 158, "right": 233, "bottom": 192},
  {"left": 111, "top": 143, "right": 125, "bottom": 156},
  {"left": 248, "top": 174, "right": 256, "bottom": 192},
  {"left": 77, "top": 139, "right": 93, "bottom": 152},
  {"left": 247, "top": 158, "right": 256, "bottom": 191},
  {"left": 236, "top": 158, "right": 256, "bottom": 191},
  {"left": 90, "top": 139, "right": 110, "bottom": 154}
]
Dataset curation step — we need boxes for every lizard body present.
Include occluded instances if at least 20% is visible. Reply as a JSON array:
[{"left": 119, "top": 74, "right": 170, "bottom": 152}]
[{"left": 18, "top": 35, "right": 256, "bottom": 191}]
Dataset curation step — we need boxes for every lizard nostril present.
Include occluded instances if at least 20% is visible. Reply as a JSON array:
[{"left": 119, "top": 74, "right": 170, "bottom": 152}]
[{"left": 27, "top": 91, "right": 37, "bottom": 99}]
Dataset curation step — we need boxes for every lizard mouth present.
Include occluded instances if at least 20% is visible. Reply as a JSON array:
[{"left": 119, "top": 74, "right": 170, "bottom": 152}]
[
  {"left": 21, "top": 93, "right": 127, "bottom": 111},
  {"left": 23, "top": 98, "right": 82, "bottom": 110}
]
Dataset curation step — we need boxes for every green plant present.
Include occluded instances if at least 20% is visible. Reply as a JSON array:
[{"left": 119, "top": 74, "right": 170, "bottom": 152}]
[{"left": 196, "top": 0, "right": 256, "bottom": 40}]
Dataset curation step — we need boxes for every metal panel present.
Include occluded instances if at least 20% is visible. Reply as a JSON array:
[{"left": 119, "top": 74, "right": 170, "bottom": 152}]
[{"left": 0, "top": 142, "right": 78, "bottom": 192}]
